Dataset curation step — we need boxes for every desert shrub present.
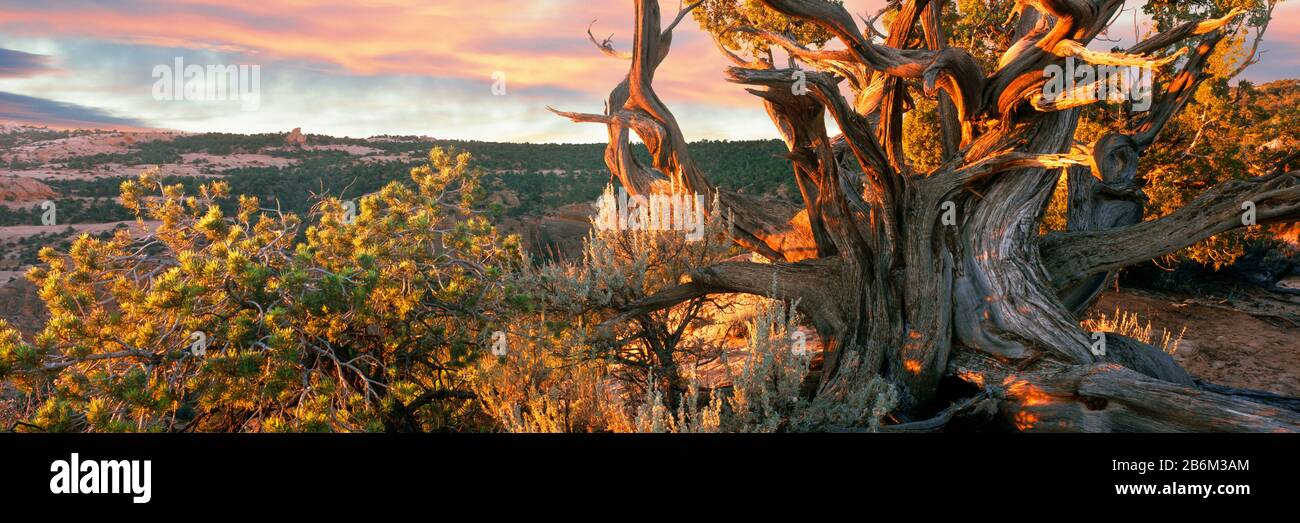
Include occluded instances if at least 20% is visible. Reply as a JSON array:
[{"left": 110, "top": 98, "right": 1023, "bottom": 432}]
[
  {"left": 471, "top": 337, "right": 631, "bottom": 433},
  {"left": 0, "top": 147, "right": 523, "bottom": 432},
  {"left": 506, "top": 187, "right": 744, "bottom": 405},
  {"left": 474, "top": 200, "right": 898, "bottom": 433}
]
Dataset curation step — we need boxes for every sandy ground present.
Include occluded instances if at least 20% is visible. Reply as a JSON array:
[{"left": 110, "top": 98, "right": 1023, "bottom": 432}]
[
  {"left": 179, "top": 152, "right": 298, "bottom": 171},
  {"left": 0, "top": 167, "right": 99, "bottom": 181},
  {"left": 0, "top": 155, "right": 293, "bottom": 182},
  {"left": 0, "top": 127, "right": 408, "bottom": 186},
  {"left": 1091, "top": 288, "right": 1300, "bottom": 396},
  {"left": 1, "top": 131, "right": 182, "bottom": 164},
  {"left": 0, "top": 220, "right": 154, "bottom": 243},
  {"left": 0, "top": 195, "right": 125, "bottom": 209},
  {"left": 0, "top": 163, "right": 215, "bottom": 181},
  {"left": 0, "top": 220, "right": 162, "bottom": 272}
]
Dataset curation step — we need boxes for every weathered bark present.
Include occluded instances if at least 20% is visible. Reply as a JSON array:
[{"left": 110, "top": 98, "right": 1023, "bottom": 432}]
[
  {"left": 553, "top": 0, "right": 1300, "bottom": 431},
  {"left": 949, "top": 349, "right": 1300, "bottom": 433}
]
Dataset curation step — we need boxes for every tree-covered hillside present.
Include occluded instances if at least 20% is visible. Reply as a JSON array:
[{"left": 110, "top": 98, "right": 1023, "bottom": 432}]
[{"left": 40, "top": 136, "right": 798, "bottom": 218}]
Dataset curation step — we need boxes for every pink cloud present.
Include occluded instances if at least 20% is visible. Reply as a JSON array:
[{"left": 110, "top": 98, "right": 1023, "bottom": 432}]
[
  {"left": 0, "top": 1, "right": 891, "bottom": 108},
  {"left": 0, "top": 0, "right": 1289, "bottom": 139}
]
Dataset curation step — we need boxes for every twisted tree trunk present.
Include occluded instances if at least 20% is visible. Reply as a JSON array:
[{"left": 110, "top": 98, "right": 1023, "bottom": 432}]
[{"left": 552, "top": 0, "right": 1300, "bottom": 432}]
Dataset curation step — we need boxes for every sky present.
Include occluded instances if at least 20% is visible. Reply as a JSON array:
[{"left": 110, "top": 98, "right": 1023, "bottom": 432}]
[{"left": 0, "top": 0, "right": 1296, "bottom": 143}]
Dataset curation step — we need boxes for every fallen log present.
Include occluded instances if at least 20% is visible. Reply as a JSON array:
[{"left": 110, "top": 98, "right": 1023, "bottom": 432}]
[{"left": 948, "top": 350, "right": 1300, "bottom": 433}]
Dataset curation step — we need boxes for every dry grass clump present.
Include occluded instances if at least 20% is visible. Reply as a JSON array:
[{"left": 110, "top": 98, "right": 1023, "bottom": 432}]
[{"left": 1082, "top": 308, "right": 1186, "bottom": 355}]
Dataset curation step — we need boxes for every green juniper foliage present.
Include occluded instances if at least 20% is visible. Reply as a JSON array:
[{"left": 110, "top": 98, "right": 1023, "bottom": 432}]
[{"left": 0, "top": 148, "right": 523, "bottom": 432}]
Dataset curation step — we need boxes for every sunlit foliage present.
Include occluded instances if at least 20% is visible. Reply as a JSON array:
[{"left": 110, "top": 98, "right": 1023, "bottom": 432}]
[{"left": 0, "top": 148, "right": 523, "bottom": 432}]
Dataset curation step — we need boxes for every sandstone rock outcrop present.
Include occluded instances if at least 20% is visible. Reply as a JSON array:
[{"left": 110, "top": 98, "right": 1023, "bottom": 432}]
[
  {"left": 285, "top": 127, "right": 307, "bottom": 148},
  {"left": 0, "top": 177, "right": 57, "bottom": 204}
]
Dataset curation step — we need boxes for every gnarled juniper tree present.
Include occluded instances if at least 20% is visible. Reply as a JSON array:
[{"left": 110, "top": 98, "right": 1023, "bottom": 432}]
[{"left": 551, "top": 0, "right": 1300, "bottom": 431}]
